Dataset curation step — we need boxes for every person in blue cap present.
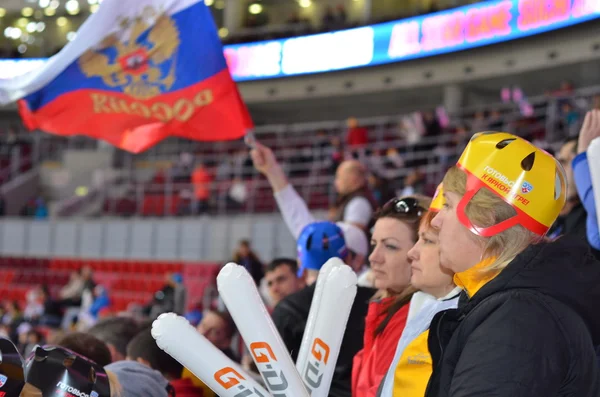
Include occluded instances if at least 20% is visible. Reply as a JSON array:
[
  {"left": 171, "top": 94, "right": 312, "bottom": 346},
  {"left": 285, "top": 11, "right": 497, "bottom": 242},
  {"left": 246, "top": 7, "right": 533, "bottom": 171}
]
[
  {"left": 296, "top": 221, "right": 349, "bottom": 286},
  {"left": 272, "top": 221, "right": 375, "bottom": 397}
]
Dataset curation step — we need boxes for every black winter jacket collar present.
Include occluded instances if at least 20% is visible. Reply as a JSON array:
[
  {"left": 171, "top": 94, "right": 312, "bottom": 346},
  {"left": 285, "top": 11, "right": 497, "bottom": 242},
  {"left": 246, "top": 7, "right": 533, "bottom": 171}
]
[{"left": 425, "top": 235, "right": 600, "bottom": 397}]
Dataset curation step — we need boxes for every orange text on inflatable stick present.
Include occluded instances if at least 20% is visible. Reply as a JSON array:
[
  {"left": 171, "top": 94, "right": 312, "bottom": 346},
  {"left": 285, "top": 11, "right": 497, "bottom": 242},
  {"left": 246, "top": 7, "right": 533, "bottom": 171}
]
[
  {"left": 214, "top": 367, "right": 246, "bottom": 389},
  {"left": 249, "top": 342, "right": 289, "bottom": 396},
  {"left": 303, "top": 338, "right": 331, "bottom": 391},
  {"left": 250, "top": 342, "right": 277, "bottom": 363},
  {"left": 214, "top": 367, "right": 266, "bottom": 397}
]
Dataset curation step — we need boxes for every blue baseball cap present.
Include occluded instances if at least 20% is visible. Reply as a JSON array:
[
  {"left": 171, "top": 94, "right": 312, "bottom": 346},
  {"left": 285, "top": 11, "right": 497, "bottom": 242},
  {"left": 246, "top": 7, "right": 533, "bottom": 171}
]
[
  {"left": 297, "top": 222, "right": 348, "bottom": 277},
  {"left": 172, "top": 273, "right": 183, "bottom": 284}
]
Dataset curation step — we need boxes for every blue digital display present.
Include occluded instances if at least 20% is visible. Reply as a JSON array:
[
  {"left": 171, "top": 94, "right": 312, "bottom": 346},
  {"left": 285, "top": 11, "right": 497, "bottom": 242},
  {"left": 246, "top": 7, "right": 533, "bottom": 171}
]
[{"left": 1, "top": 0, "right": 599, "bottom": 82}]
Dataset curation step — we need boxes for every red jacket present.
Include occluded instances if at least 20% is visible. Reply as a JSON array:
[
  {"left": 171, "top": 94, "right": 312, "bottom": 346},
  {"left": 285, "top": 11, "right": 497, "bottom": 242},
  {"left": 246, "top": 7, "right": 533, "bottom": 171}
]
[
  {"left": 352, "top": 297, "right": 409, "bottom": 397},
  {"left": 170, "top": 378, "right": 206, "bottom": 397}
]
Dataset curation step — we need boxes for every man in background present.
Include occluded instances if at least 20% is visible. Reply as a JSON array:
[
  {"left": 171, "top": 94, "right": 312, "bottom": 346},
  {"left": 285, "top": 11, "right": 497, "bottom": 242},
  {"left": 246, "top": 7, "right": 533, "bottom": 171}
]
[
  {"left": 87, "top": 316, "right": 141, "bottom": 362},
  {"left": 272, "top": 221, "right": 374, "bottom": 397},
  {"left": 251, "top": 142, "right": 377, "bottom": 239},
  {"left": 125, "top": 328, "right": 204, "bottom": 397},
  {"left": 264, "top": 258, "right": 304, "bottom": 308},
  {"left": 551, "top": 137, "right": 600, "bottom": 257}
]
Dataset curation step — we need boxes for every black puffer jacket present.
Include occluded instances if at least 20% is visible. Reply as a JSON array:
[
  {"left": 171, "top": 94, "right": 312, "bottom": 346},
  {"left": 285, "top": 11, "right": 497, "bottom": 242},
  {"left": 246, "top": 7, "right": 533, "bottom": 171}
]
[
  {"left": 425, "top": 235, "right": 600, "bottom": 397},
  {"left": 272, "top": 283, "right": 374, "bottom": 397}
]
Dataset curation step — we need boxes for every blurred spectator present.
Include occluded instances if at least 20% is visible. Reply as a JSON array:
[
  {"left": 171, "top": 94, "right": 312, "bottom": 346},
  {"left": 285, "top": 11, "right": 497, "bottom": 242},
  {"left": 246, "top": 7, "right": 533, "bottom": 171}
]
[
  {"left": 191, "top": 163, "right": 213, "bottom": 214},
  {"left": 127, "top": 328, "right": 205, "bottom": 397},
  {"left": 19, "top": 198, "right": 36, "bottom": 217},
  {"left": 252, "top": 142, "right": 377, "bottom": 237},
  {"left": 171, "top": 152, "right": 194, "bottom": 182},
  {"left": 559, "top": 102, "right": 581, "bottom": 138},
  {"left": 368, "top": 173, "right": 395, "bottom": 206},
  {"left": 0, "top": 194, "right": 5, "bottom": 216},
  {"left": 573, "top": 110, "right": 600, "bottom": 251},
  {"left": 313, "top": 130, "right": 331, "bottom": 162},
  {"left": 81, "top": 265, "right": 96, "bottom": 291},
  {"left": 272, "top": 222, "right": 374, "bottom": 397},
  {"left": 548, "top": 137, "right": 600, "bottom": 258},
  {"left": 2, "top": 301, "right": 22, "bottom": 334},
  {"left": 336, "top": 4, "right": 348, "bottom": 26},
  {"left": 23, "top": 287, "right": 45, "bottom": 321},
  {"left": 487, "top": 109, "right": 504, "bottom": 130},
  {"left": 549, "top": 80, "right": 574, "bottom": 97},
  {"left": 88, "top": 316, "right": 142, "bottom": 362},
  {"left": 423, "top": 110, "right": 442, "bottom": 138},
  {"left": 38, "top": 285, "right": 62, "bottom": 327},
  {"left": 78, "top": 285, "right": 111, "bottom": 329},
  {"left": 61, "top": 266, "right": 96, "bottom": 330},
  {"left": 34, "top": 197, "right": 49, "bottom": 219},
  {"left": 184, "top": 302, "right": 204, "bottom": 327},
  {"left": 59, "top": 270, "right": 86, "bottom": 304},
  {"left": 145, "top": 273, "right": 187, "bottom": 318},
  {"left": 196, "top": 309, "right": 238, "bottom": 362},
  {"left": 233, "top": 240, "right": 264, "bottom": 286},
  {"left": 369, "top": 148, "right": 405, "bottom": 182},
  {"left": 470, "top": 110, "right": 487, "bottom": 133},
  {"left": 346, "top": 117, "right": 369, "bottom": 158},
  {"left": 0, "top": 323, "right": 9, "bottom": 338},
  {"left": 337, "top": 222, "right": 372, "bottom": 287},
  {"left": 322, "top": 6, "right": 337, "bottom": 30},
  {"left": 227, "top": 177, "right": 248, "bottom": 209},
  {"left": 398, "top": 170, "right": 426, "bottom": 197},
  {"left": 330, "top": 136, "right": 344, "bottom": 172},
  {"left": 106, "top": 360, "right": 171, "bottom": 397},
  {"left": 17, "top": 324, "right": 42, "bottom": 357},
  {"left": 55, "top": 331, "right": 113, "bottom": 367},
  {"left": 548, "top": 139, "right": 586, "bottom": 238},
  {"left": 264, "top": 258, "right": 304, "bottom": 308}
]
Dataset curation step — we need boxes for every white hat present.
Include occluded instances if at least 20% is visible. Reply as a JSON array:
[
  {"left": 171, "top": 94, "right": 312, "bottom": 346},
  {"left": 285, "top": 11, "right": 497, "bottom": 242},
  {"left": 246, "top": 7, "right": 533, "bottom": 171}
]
[{"left": 336, "top": 222, "right": 368, "bottom": 257}]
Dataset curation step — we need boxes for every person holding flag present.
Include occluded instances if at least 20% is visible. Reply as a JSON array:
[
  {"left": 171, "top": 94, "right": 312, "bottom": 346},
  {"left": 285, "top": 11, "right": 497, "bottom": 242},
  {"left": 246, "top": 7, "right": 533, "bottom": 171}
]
[{"left": 0, "top": 0, "right": 252, "bottom": 153}]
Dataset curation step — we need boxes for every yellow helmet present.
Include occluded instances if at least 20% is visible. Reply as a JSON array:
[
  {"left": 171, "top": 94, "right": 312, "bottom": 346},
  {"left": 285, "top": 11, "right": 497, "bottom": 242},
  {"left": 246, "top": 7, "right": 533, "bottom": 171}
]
[
  {"left": 455, "top": 132, "right": 567, "bottom": 237},
  {"left": 430, "top": 183, "right": 444, "bottom": 213}
]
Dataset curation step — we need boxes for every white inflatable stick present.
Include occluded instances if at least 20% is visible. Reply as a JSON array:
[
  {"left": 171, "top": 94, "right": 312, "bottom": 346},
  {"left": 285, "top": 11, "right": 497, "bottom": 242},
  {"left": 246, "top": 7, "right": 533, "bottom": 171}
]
[
  {"left": 298, "top": 264, "right": 357, "bottom": 397},
  {"left": 151, "top": 313, "right": 270, "bottom": 397},
  {"left": 217, "top": 263, "right": 309, "bottom": 397},
  {"left": 295, "top": 257, "right": 343, "bottom": 374}
]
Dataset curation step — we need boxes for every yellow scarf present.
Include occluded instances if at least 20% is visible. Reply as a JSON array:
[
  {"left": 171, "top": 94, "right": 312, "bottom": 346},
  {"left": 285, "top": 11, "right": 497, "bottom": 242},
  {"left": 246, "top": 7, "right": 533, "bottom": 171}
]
[{"left": 453, "top": 257, "right": 500, "bottom": 298}]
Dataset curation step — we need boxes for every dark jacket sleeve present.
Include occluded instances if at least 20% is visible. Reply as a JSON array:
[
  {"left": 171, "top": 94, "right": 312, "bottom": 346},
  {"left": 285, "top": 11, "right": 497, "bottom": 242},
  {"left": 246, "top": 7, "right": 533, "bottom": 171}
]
[
  {"left": 272, "top": 299, "right": 306, "bottom": 362},
  {"left": 449, "top": 295, "right": 568, "bottom": 397}
]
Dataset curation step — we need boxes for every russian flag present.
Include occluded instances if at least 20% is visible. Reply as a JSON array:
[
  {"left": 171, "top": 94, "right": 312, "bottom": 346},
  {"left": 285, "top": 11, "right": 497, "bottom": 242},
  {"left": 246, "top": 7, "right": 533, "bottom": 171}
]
[{"left": 0, "top": 0, "right": 253, "bottom": 153}]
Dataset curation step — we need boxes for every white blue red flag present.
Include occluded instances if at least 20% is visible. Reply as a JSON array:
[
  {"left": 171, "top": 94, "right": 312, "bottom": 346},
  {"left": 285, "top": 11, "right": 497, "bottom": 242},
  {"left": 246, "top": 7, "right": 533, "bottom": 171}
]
[{"left": 0, "top": 0, "right": 253, "bottom": 153}]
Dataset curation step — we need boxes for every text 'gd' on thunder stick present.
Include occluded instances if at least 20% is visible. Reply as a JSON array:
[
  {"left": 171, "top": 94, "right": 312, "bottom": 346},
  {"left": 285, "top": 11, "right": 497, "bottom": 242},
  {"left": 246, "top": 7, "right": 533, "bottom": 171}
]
[
  {"left": 151, "top": 313, "right": 269, "bottom": 397},
  {"left": 297, "top": 262, "right": 357, "bottom": 397},
  {"left": 217, "top": 263, "right": 310, "bottom": 397}
]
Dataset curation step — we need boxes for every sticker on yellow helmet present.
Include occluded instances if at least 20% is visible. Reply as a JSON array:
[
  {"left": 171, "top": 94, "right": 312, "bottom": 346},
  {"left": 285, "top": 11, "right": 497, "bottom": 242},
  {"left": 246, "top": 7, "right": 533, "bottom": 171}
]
[{"left": 455, "top": 132, "right": 566, "bottom": 237}]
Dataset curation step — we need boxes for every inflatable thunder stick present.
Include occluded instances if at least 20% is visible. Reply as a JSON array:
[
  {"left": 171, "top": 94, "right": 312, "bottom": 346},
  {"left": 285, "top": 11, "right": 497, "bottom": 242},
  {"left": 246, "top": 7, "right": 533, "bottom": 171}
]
[
  {"left": 152, "top": 313, "right": 269, "bottom": 397},
  {"left": 296, "top": 263, "right": 357, "bottom": 397},
  {"left": 217, "top": 263, "right": 310, "bottom": 397},
  {"left": 295, "top": 257, "right": 343, "bottom": 374}
]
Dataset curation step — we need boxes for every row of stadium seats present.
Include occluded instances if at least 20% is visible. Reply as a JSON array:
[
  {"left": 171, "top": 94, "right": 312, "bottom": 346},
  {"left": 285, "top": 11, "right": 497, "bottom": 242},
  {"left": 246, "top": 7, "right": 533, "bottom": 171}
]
[{"left": 0, "top": 256, "right": 222, "bottom": 312}]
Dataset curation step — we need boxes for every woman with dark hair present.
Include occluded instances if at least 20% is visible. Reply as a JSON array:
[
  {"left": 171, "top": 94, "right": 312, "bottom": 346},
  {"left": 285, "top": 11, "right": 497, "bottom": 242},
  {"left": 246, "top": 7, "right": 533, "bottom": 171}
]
[{"left": 354, "top": 193, "right": 460, "bottom": 397}]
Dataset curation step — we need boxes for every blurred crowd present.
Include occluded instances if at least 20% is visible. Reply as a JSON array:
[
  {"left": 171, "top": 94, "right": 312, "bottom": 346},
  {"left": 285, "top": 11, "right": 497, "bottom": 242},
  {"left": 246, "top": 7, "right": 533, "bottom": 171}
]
[{"left": 2, "top": 103, "right": 600, "bottom": 396}]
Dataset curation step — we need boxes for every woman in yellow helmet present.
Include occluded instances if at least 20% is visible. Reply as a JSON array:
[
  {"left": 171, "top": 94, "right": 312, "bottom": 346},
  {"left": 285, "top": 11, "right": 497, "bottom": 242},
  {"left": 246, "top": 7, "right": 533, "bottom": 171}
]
[{"left": 424, "top": 132, "right": 600, "bottom": 396}]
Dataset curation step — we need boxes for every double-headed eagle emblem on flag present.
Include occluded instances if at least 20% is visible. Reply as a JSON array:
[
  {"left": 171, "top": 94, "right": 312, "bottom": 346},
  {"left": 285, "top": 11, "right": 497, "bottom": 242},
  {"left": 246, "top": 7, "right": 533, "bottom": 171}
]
[{"left": 78, "top": 7, "right": 180, "bottom": 100}]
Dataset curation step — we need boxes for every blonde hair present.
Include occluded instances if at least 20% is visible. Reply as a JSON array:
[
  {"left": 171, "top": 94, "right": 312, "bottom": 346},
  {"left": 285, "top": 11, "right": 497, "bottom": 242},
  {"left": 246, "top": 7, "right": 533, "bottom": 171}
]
[{"left": 443, "top": 166, "right": 540, "bottom": 271}]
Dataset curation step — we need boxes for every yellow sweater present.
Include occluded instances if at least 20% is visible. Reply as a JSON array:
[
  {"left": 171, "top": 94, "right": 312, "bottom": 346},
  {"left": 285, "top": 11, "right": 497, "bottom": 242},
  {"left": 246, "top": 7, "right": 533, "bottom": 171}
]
[{"left": 391, "top": 258, "right": 499, "bottom": 396}]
